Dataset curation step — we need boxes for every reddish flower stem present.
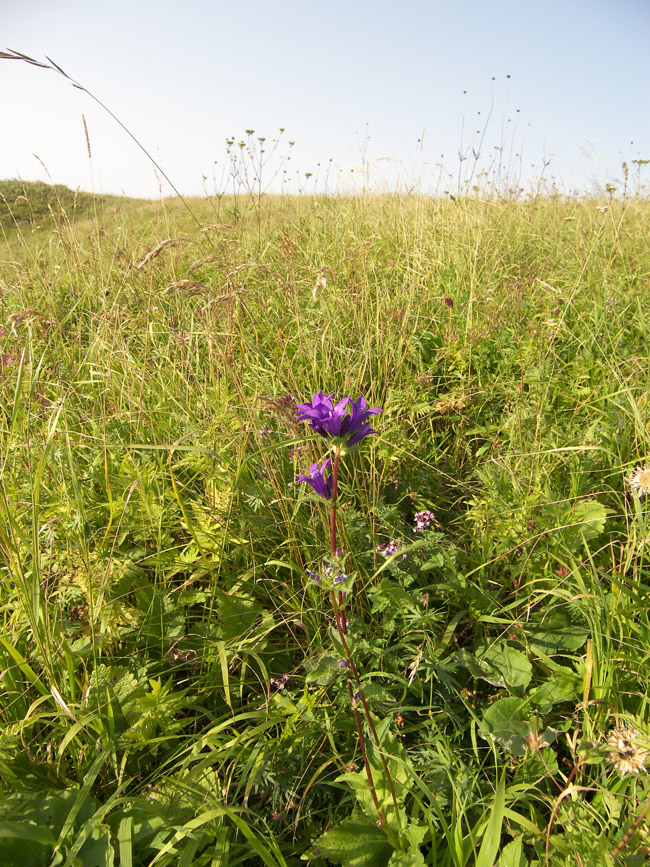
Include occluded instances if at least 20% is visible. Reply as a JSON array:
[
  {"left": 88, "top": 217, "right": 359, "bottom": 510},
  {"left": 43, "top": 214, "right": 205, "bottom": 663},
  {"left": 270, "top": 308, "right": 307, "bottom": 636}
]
[
  {"left": 330, "top": 445, "right": 341, "bottom": 557},
  {"left": 324, "top": 445, "right": 401, "bottom": 827},
  {"left": 330, "top": 591, "right": 401, "bottom": 824},
  {"left": 344, "top": 670, "right": 386, "bottom": 825}
]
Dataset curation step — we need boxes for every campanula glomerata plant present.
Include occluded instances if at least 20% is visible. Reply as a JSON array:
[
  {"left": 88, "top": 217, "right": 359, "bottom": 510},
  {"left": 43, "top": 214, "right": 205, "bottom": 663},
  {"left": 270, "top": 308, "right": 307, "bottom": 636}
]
[{"left": 294, "top": 391, "right": 409, "bottom": 839}]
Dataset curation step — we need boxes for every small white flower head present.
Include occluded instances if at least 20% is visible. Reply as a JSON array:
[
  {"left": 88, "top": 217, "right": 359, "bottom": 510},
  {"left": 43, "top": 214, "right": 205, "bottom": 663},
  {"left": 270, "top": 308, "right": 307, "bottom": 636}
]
[
  {"left": 606, "top": 725, "right": 648, "bottom": 777},
  {"left": 626, "top": 465, "right": 650, "bottom": 498}
]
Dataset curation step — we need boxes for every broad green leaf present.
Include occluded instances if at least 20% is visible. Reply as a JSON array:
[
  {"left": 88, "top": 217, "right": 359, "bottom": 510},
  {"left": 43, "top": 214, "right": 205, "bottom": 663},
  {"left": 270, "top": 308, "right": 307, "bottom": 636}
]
[
  {"left": 75, "top": 824, "right": 116, "bottom": 867},
  {"left": 529, "top": 668, "right": 581, "bottom": 713},
  {"left": 304, "top": 651, "right": 343, "bottom": 686},
  {"left": 306, "top": 815, "right": 393, "bottom": 867},
  {"left": 0, "top": 822, "right": 55, "bottom": 845},
  {"left": 525, "top": 611, "right": 589, "bottom": 655},
  {"left": 481, "top": 642, "right": 532, "bottom": 691},
  {"left": 479, "top": 697, "right": 530, "bottom": 756},
  {"left": 497, "top": 836, "right": 527, "bottom": 867},
  {"left": 560, "top": 499, "right": 613, "bottom": 548},
  {"left": 457, "top": 642, "right": 531, "bottom": 692},
  {"left": 218, "top": 592, "right": 262, "bottom": 642},
  {"left": 388, "top": 847, "right": 426, "bottom": 866}
]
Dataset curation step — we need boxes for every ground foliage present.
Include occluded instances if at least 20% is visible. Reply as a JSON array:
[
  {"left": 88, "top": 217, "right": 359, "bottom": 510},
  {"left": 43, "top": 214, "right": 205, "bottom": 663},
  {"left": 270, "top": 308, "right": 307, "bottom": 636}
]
[{"left": 0, "top": 184, "right": 649, "bottom": 865}]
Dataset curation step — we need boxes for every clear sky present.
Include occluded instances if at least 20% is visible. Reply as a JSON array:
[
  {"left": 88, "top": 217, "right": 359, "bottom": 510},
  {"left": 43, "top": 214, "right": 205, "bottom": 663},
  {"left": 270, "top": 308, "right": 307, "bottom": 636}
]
[{"left": 3, "top": 0, "right": 650, "bottom": 198}]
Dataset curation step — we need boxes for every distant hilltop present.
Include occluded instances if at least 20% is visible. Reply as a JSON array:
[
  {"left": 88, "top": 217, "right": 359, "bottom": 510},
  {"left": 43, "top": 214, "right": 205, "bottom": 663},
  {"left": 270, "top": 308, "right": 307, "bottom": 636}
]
[{"left": 0, "top": 180, "right": 142, "bottom": 231}]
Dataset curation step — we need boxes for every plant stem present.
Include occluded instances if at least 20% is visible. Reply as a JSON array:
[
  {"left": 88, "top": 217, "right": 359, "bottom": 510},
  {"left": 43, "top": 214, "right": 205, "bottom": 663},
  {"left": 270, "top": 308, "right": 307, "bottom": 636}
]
[
  {"left": 330, "top": 446, "right": 348, "bottom": 619},
  {"left": 345, "top": 671, "right": 386, "bottom": 825},
  {"left": 328, "top": 446, "right": 401, "bottom": 827},
  {"left": 331, "top": 591, "right": 401, "bottom": 825},
  {"left": 330, "top": 445, "right": 341, "bottom": 557}
]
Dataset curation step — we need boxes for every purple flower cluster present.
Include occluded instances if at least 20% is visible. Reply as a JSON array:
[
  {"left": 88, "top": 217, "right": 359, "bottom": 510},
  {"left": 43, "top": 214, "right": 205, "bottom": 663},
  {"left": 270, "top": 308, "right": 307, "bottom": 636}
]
[
  {"left": 295, "top": 391, "right": 382, "bottom": 450},
  {"left": 270, "top": 674, "right": 289, "bottom": 690},
  {"left": 377, "top": 540, "right": 404, "bottom": 558},
  {"left": 295, "top": 459, "right": 333, "bottom": 500},
  {"left": 305, "top": 564, "right": 348, "bottom": 590},
  {"left": 306, "top": 568, "right": 322, "bottom": 585},
  {"left": 294, "top": 392, "right": 383, "bottom": 502},
  {"left": 413, "top": 510, "right": 435, "bottom": 532}
]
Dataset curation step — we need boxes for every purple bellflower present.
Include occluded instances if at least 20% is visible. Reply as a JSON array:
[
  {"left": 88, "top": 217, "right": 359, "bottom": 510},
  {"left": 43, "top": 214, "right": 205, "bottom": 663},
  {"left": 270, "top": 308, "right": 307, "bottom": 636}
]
[
  {"left": 295, "top": 458, "right": 333, "bottom": 500},
  {"left": 295, "top": 391, "right": 382, "bottom": 450}
]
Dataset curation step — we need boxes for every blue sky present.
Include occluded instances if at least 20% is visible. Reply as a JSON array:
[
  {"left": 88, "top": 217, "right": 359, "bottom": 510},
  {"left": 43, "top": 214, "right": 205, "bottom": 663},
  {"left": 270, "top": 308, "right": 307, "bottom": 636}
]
[{"left": 3, "top": 0, "right": 650, "bottom": 197}]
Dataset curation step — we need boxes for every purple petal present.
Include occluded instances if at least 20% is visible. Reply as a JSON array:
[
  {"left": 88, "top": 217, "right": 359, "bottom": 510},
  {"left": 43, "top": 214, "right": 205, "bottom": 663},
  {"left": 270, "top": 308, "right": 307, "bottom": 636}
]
[
  {"left": 295, "top": 459, "right": 332, "bottom": 500},
  {"left": 346, "top": 422, "right": 378, "bottom": 448},
  {"left": 295, "top": 391, "right": 383, "bottom": 447}
]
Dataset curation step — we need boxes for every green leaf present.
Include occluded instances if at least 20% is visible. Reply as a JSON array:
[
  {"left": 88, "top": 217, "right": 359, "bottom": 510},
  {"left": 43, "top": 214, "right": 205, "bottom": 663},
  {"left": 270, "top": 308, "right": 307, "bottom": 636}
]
[
  {"left": 387, "top": 822, "right": 428, "bottom": 866},
  {"left": 76, "top": 824, "right": 116, "bottom": 867},
  {"left": 525, "top": 611, "right": 589, "bottom": 654},
  {"left": 305, "top": 815, "right": 393, "bottom": 867},
  {"left": 0, "top": 822, "right": 56, "bottom": 845},
  {"left": 388, "top": 847, "right": 426, "bottom": 866},
  {"left": 369, "top": 580, "right": 421, "bottom": 617},
  {"left": 403, "top": 823, "right": 428, "bottom": 848},
  {"left": 479, "top": 697, "right": 531, "bottom": 756},
  {"left": 497, "top": 836, "right": 527, "bottom": 867},
  {"left": 529, "top": 668, "right": 581, "bottom": 713},
  {"left": 304, "top": 651, "right": 343, "bottom": 686},
  {"left": 420, "top": 553, "right": 444, "bottom": 570},
  {"left": 457, "top": 642, "right": 531, "bottom": 692},
  {"left": 476, "top": 772, "right": 505, "bottom": 867},
  {"left": 218, "top": 592, "right": 262, "bottom": 642},
  {"left": 560, "top": 499, "right": 613, "bottom": 548},
  {"left": 481, "top": 642, "right": 532, "bottom": 691}
]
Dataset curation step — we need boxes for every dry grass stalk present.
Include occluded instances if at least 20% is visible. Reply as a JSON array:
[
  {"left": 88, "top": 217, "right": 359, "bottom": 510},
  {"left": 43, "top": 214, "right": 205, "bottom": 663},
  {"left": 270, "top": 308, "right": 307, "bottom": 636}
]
[
  {"left": 201, "top": 289, "right": 247, "bottom": 311},
  {"left": 7, "top": 308, "right": 55, "bottom": 334},
  {"left": 224, "top": 263, "right": 270, "bottom": 279},
  {"left": 135, "top": 237, "right": 195, "bottom": 269},
  {"left": 182, "top": 256, "right": 224, "bottom": 277},
  {"left": 164, "top": 280, "right": 207, "bottom": 296}
]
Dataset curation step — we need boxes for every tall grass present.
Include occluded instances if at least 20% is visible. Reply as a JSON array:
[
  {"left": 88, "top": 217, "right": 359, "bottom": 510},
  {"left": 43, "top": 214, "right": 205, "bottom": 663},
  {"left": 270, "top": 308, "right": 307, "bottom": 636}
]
[{"left": 0, "top": 182, "right": 649, "bottom": 865}]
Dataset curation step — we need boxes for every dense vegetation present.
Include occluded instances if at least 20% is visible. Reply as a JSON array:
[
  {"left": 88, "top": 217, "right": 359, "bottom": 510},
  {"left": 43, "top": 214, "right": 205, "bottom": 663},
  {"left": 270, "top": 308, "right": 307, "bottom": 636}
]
[{"left": 0, "top": 181, "right": 649, "bottom": 865}]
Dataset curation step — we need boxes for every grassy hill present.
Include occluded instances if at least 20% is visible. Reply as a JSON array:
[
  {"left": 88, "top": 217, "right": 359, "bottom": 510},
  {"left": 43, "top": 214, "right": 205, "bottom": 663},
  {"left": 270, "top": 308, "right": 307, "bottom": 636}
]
[{"left": 0, "top": 178, "right": 147, "bottom": 232}]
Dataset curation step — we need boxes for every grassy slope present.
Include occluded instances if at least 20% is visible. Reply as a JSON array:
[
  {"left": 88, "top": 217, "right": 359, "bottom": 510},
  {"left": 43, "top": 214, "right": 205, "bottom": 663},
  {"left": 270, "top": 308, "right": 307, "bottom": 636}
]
[{"left": 0, "top": 186, "right": 649, "bottom": 865}]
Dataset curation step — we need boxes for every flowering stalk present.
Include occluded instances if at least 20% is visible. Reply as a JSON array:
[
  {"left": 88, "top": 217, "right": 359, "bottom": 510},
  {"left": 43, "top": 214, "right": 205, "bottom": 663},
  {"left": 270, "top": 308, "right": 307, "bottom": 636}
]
[
  {"left": 330, "top": 445, "right": 341, "bottom": 559},
  {"left": 330, "top": 590, "right": 401, "bottom": 823},
  {"left": 295, "top": 391, "right": 400, "bottom": 828},
  {"left": 329, "top": 445, "right": 347, "bottom": 626}
]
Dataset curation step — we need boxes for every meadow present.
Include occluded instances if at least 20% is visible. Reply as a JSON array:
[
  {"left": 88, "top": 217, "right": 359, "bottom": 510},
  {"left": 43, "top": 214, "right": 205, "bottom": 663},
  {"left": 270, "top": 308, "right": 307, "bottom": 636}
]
[{"left": 0, "top": 179, "right": 649, "bottom": 866}]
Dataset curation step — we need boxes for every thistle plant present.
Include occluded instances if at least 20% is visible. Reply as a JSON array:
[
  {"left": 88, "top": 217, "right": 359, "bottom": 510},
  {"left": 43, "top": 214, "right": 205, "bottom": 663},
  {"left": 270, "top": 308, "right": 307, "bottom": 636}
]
[{"left": 295, "top": 391, "right": 402, "bottom": 831}]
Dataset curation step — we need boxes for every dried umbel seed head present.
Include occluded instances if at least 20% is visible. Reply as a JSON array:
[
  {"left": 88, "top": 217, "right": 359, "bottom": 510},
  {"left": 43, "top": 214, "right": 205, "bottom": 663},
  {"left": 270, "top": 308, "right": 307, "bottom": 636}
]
[
  {"left": 626, "top": 465, "right": 650, "bottom": 498},
  {"left": 606, "top": 725, "right": 649, "bottom": 777}
]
